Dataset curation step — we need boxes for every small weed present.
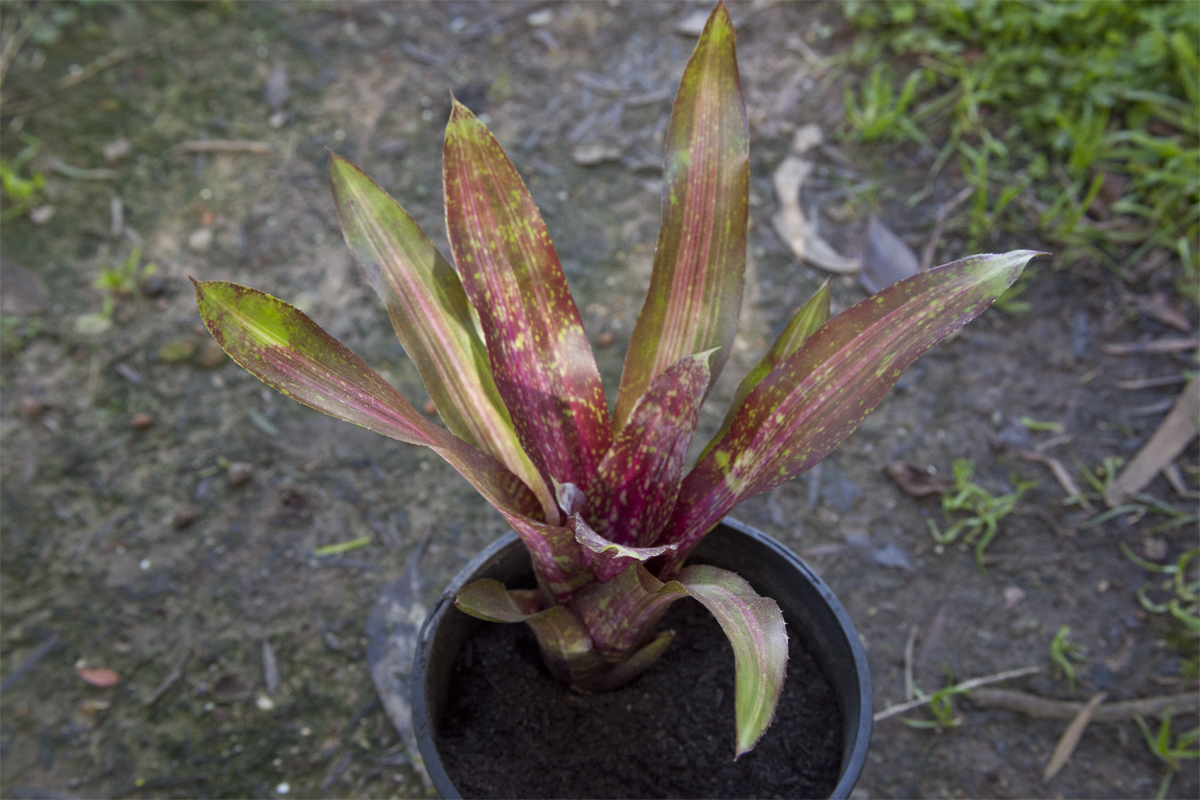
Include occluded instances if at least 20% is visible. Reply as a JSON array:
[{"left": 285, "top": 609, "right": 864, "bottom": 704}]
[
  {"left": 927, "top": 458, "right": 1036, "bottom": 571},
  {"left": 1135, "top": 712, "right": 1200, "bottom": 800},
  {"left": 1120, "top": 544, "right": 1200, "bottom": 639},
  {"left": 1048, "top": 625, "right": 1088, "bottom": 692},
  {"left": 902, "top": 666, "right": 966, "bottom": 729},
  {"left": 0, "top": 136, "right": 46, "bottom": 222},
  {"left": 76, "top": 248, "right": 158, "bottom": 334},
  {"left": 1074, "top": 456, "right": 1199, "bottom": 530},
  {"left": 843, "top": 64, "right": 926, "bottom": 145}
]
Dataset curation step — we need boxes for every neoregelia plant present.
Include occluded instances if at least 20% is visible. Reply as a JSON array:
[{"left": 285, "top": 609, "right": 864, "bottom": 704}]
[{"left": 194, "top": 4, "right": 1041, "bottom": 756}]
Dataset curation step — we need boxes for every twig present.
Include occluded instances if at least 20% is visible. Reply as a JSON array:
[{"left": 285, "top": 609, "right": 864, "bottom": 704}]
[
  {"left": 920, "top": 184, "right": 974, "bottom": 271},
  {"left": 968, "top": 689, "right": 1199, "bottom": 722},
  {"left": 0, "top": 633, "right": 60, "bottom": 692},
  {"left": 1021, "top": 450, "right": 1094, "bottom": 512},
  {"left": 173, "top": 140, "right": 273, "bottom": 155},
  {"left": 0, "top": 9, "right": 41, "bottom": 90},
  {"left": 1101, "top": 337, "right": 1199, "bottom": 355},
  {"left": 1115, "top": 375, "right": 1187, "bottom": 390},
  {"left": 875, "top": 665, "right": 1042, "bottom": 721},
  {"left": 52, "top": 22, "right": 183, "bottom": 92},
  {"left": 1043, "top": 691, "right": 1107, "bottom": 782},
  {"left": 144, "top": 647, "right": 192, "bottom": 707}
]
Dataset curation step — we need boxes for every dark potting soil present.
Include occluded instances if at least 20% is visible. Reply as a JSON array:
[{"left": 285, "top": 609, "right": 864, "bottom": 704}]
[{"left": 438, "top": 598, "right": 843, "bottom": 799}]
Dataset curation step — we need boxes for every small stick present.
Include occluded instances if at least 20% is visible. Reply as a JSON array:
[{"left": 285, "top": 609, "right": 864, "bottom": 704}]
[
  {"left": 1115, "top": 375, "right": 1187, "bottom": 390},
  {"left": 920, "top": 184, "right": 974, "bottom": 271},
  {"left": 1101, "top": 337, "right": 1199, "bottom": 355},
  {"left": 0, "top": 11, "right": 42, "bottom": 89},
  {"left": 968, "top": 689, "right": 1198, "bottom": 722},
  {"left": 1020, "top": 450, "right": 1094, "bottom": 512},
  {"left": 1043, "top": 691, "right": 1106, "bottom": 782},
  {"left": 52, "top": 22, "right": 182, "bottom": 92},
  {"left": 903, "top": 624, "right": 919, "bottom": 702},
  {"left": 0, "top": 633, "right": 60, "bottom": 692},
  {"left": 875, "top": 665, "right": 1042, "bottom": 721},
  {"left": 173, "top": 140, "right": 273, "bottom": 155},
  {"left": 145, "top": 647, "right": 192, "bottom": 707}
]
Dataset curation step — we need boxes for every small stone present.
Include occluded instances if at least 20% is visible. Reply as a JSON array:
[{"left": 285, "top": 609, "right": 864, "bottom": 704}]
[
  {"left": 572, "top": 143, "right": 622, "bottom": 166},
  {"left": 1143, "top": 537, "right": 1167, "bottom": 561},
  {"left": 1003, "top": 586, "right": 1025, "bottom": 608},
  {"left": 256, "top": 693, "right": 275, "bottom": 711},
  {"left": 102, "top": 137, "right": 131, "bottom": 163},
  {"left": 19, "top": 396, "right": 44, "bottom": 421},
  {"left": 423, "top": 398, "right": 438, "bottom": 415},
  {"left": 131, "top": 412, "right": 153, "bottom": 430},
  {"left": 173, "top": 507, "right": 201, "bottom": 530},
  {"left": 197, "top": 340, "right": 228, "bottom": 369},
  {"left": 228, "top": 462, "right": 254, "bottom": 487},
  {"left": 188, "top": 227, "right": 214, "bottom": 252},
  {"left": 526, "top": 8, "right": 554, "bottom": 26},
  {"left": 157, "top": 339, "right": 197, "bottom": 363},
  {"left": 267, "top": 111, "right": 287, "bottom": 129},
  {"left": 597, "top": 331, "right": 615, "bottom": 347},
  {"left": 29, "top": 205, "right": 54, "bottom": 225}
]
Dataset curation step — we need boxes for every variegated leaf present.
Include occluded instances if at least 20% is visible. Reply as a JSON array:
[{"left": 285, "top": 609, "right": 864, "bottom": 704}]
[
  {"left": 192, "top": 280, "right": 589, "bottom": 596},
  {"left": 592, "top": 351, "right": 712, "bottom": 547},
  {"left": 454, "top": 579, "right": 544, "bottom": 621},
  {"left": 697, "top": 280, "right": 829, "bottom": 462},
  {"left": 443, "top": 99, "right": 611, "bottom": 494},
  {"left": 568, "top": 563, "right": 689, "bottom": 657},
  {"left": 571, "top": 515, "right": 678, "bottom": 583},
  {"left": 329, "top": 153, "right": 557, "bottom": 523},
  {"left": 663, "top": 251, "right": 1044, "bottom": 572},
  {"left": 677, "top": 564, "right": 787, "bottom": 758},
  {"left": 614, "top": 3, "right": 749, "bottom": 430}
]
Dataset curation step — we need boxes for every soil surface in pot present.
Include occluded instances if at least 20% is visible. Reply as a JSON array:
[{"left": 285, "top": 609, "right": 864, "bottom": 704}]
[{"left": 438, "top": 597, "right": 842, "bottom": 799}]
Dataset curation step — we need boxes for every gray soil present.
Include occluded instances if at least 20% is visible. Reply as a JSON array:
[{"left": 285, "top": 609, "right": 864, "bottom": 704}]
[{"left": 1, "top": 2, "right": 1196, "bottom": 798}]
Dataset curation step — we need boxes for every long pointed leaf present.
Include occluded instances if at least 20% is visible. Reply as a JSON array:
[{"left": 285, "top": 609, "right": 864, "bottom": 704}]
[
  {"left": 592, "top": 351, "right": 712, "bottom": 547},
  {"left": 698, "top": 280, "right": 830, "bottom": 462},
  {"left": 192, "top": 280, "right": 588, "bottom": 597},
  {"left": 614, "top": 3, "right": 749, "bottom": 430},
  {"left": 663, "top": 251, "right": 1044, "bottom": 572},
  {"left": 677, "top": 564, "right": 787, "bottom": 758},
  {"left": 329, "top": 153, "right": 557, "bottom": 523},
  {"left": 443, "top": 99, "right": 610, "bottom": 493}
]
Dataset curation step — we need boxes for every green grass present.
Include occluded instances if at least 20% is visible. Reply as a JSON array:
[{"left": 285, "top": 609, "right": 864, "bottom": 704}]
[
  {"left": 927, "top": 458, "right": 1036, "bottom": 571},
  {"left": 842, "top": 0, "right": 1199, "bottom": 291}
]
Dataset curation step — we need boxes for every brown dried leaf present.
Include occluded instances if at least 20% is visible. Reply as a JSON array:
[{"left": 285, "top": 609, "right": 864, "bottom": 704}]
[
  {"left": 884, "top": 462, "right": 953, "bottom": 498},
  {"left": 76, "top": 666, "right": 120, "bottom": 688}
]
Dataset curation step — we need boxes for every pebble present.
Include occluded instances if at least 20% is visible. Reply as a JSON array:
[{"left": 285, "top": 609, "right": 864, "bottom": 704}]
[
  {"left": 172, "top": 507, "right": 201, "bottom": 530},
  {"left": 19, "top": 396, "right": 44, "bottom": 422},
  {"left": 29, "top": 205, "right": 54, "bottom": 225},
  {"left": 102, "top": 137, "right": 131, "bottom": 163},
  {"left": 131, "top": 412, "right": 154, "bottom": 430},
  {"left": 1142, "top": 537, "right": 1167, "bottom": 561},
  {"left": 1003, "top": 586, "right": 1026, "bottom": 608},
  {"left": 423, "top": 398, "right": 438, "bottom": 415},
  {"left": 228, "top": 462, "right": 254, "bottom": 486},
  {"left": 188, "top": 227, "right": 214, "bottom": 252},
  {"left": 597, "top": 331, "right": 615, "bottom": 347}
]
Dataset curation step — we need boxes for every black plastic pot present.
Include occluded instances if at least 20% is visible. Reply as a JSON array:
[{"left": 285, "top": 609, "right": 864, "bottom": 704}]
[{"left": 412, "top": 518, "right": 872, "bottom": 799}]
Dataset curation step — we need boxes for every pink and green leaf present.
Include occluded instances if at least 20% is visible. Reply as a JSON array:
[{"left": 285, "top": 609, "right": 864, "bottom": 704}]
[
  {"left": 571, "top": 515, "right": 678, "bottom": 583},
  {"left": 614, "top": 3, "right": 749, "bottom": 430},
  {"left": 568, "top": 563, "right": 690, "bottom": 657},
  {"left": 455, "top": 579, "right": 545, "bottom": 622},
  {"left": 329, "top": 153, "right": 557, "bottom": 523},
  {"left": 192, "top": 280, "right": 589, "bottom": 597},
  {"left": 443, "top": 99, "right": 611, "bottom": 494},
  {"left": 677, "top": 564, "right": 787, "bottom": 758},
  {"left": 592, "top": 351, "right": 712, "bottom": 548},
  {"left": 663, "top": 251, "right": 1044, "bottom": 572},
  {"left": 698, "top": 280, "right": 830, "bottom": 462}
]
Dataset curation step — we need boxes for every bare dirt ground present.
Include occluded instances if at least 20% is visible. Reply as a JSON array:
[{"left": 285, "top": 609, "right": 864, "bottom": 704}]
[{"left": 1, "top": 2, "right": 1197, "bottom": 798}]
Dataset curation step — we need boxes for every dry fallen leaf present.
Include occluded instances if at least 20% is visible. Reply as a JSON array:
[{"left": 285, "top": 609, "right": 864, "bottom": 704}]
[
  {"left": 1043, "top": 691, "right": 1107, "bottom": 782},
  {"left": 76, "top": 666, "right": 120, "bottom": 688},
  {"left": 859, "top": 215, "right": 919, "bottom": 294},
  {"left": 1105, "top": 377, "right": 1199, "bottom": 506},
  {"left": 883, "top": 462, "right": 953, "bottom": 498},
  {"left": 771, "top": 125, "right": 857, "bottom": 274}
]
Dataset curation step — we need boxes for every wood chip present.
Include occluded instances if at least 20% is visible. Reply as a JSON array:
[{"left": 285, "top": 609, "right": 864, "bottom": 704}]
[
  {"left": 1105, "top": 377, "right": 1199, "bottom": 506},
  {"left": 1043, "top": 691, "right": 1106, "bottom": 782},
  {"left": 173, "top": 140, "right": 273, "bottom": 155}
]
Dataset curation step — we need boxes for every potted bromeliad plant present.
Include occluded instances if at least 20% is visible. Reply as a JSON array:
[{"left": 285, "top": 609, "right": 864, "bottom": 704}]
[{"left": 195, "top": 4, "right": 1039, "bottom": 796}]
